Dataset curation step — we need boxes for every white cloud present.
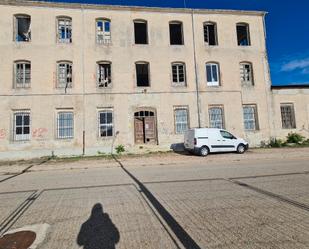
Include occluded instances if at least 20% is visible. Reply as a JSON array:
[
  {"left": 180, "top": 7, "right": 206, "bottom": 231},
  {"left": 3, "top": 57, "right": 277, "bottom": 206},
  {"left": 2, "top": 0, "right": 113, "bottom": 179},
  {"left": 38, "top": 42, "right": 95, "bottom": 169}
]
[{"left": 281, "top": 57, "right": 309, "bottom": 73}]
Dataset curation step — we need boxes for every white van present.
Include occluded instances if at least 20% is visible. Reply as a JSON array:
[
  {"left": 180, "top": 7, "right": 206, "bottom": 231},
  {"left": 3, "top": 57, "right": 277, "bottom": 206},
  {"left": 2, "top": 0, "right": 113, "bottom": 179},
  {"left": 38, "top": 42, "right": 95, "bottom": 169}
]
[{"left": 184, "top": 128, "right": 249, "bottom": 156}]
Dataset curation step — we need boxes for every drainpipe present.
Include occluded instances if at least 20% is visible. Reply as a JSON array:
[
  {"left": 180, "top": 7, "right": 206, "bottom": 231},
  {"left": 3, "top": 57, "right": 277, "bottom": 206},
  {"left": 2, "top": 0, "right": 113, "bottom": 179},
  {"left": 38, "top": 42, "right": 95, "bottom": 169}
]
[
  {"left": 81, "top": 6, "right": 86, "bottom": 155},
  {"left": 191, "top": 10, "right": 201, "bottom": 128}
]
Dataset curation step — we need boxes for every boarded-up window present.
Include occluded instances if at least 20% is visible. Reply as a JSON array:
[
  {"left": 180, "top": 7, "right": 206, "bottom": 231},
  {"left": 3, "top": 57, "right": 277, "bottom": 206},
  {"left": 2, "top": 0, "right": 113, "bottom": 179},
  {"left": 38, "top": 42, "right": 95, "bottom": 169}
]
[
  {"left": 174, "top": 107, "right": 189, "bottom": 134},
  {"left": 243, "top": 105, "right": 259, "bottom": 131},
  {"left": 209, "top": 106, "right": 224, "bottom": 129},
  {"left": 280, "top": 104, "right": 296, "bottom": 129},
  {"left": 99, "top": 110, "right": 113, "bottom": 137},
  {"left": 57, "top": 112, "right": 74, "bottom": 139}
]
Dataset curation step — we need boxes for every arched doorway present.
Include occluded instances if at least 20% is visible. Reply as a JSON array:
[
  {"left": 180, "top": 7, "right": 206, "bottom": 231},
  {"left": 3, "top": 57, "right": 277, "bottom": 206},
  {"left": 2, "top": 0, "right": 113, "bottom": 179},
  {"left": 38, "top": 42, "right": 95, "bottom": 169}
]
[{"left": 134, "top": 109, "right": 157, "bottom": 144}]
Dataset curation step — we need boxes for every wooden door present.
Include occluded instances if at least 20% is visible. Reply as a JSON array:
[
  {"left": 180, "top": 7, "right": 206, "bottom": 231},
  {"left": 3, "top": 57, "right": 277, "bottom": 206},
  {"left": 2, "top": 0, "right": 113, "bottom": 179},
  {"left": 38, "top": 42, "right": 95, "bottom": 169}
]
[
  {"left": 134, "top": 118, "right": 144, "bottom": 144},
  {"left": 144, "top": 117, "right": 156, "bottom": 144}
]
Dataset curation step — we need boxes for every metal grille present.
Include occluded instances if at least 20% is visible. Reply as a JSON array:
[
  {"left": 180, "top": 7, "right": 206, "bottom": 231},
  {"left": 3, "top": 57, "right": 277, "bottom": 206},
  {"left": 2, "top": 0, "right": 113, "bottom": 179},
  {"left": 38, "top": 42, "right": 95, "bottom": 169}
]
[
  {"left": 240, "top": 63, "right": 253, "bottom": 85},
  {"left": 96, "top": 19, "right": 111, "bottom": 44},
  {"left": 206, "top": 63, "right": 219, "bottom": 86},
  {"left": 97, "top": 63, "right": 111, "bottom": 87},
  {"left": 98, "top": 110, "right": 113, "bottom": 137},
  {"left": 243, "top": 105, "right": 258, "bottom": 130},
  {"left": 15, "top": 61, "right": 31, "bottom": 88},
  {"left": 175, "top": 108, "right": 189, "bottom": 134},
  {"left": 57, "top": 112, "right": 74, "bottom": 139},
  {"left": 58, "top": 18, "right": 72, "bottom": 43},
  {"left": 172, "top": 63, "right": 186, "bottom": 85},
  {"left": 281, "top": 104, "right": 296, "bottom": 129},
  {"left": 58, "top": 62, "right": 72, "bottom": 88},
  {"left": 209, "top": 107, "right": 224, "bottom": 129},
  {"left": 13, "top": 111, "right": 30, "bottom": 141}
]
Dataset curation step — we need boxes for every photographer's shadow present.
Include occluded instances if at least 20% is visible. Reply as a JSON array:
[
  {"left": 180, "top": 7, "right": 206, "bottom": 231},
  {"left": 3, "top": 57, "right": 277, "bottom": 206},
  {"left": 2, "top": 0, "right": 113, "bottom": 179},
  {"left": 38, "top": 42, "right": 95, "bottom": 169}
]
[{"left": 77, "top": 203, "right": 120, "bottom": 249}]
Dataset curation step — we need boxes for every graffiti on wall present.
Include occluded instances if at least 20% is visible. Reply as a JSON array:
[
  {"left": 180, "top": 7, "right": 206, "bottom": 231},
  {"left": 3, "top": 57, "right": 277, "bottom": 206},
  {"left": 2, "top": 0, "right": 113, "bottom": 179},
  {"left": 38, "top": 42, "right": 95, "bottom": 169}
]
[
  {"left": 32, "top": 128, "right": 48, "bottom": 139},
  {"left": 0, "top": 129, "right": 6, "bottom": 139}
]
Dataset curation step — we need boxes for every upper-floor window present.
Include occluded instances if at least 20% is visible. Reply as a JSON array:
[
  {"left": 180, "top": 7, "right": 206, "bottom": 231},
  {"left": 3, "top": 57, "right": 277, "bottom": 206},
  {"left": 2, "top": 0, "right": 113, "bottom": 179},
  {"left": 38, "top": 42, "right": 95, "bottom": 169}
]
[
  {"left": 209, "top": 106, "right": 225, "bottom": 129},
  {"left": 206, "top": 62, "right": 220, "bottom": 86},
  {"left": 237, "top": 23, "right": 251, "bottom": 46},
  {"left": 57, "top": 112, "right": 74, "bottom": 139},
  {"left": 134, "top": 20, "right": 148, "bottom": 44},
  {"left": 136, "top": 62, "right": 150, "bottom": 87},
  {"left": 97, "top": 61, "right": 112, "bottom": 88},
  {"left": 13, "top": 111, "right": 30, "bottom": 141},
  {"left": 280, "top": 104, "right": 296, "bottom": 129},
  {"left": 14, "top": 14, "right": 31, "bottom": 42},
  {"left": 172, "top": 62, "right": 186, "bottom": 86},
  {"left": 169, "top": 21, "right": 184, "bottom": 45},
  {"left": 204, "top": 22, "right": 217, "bottom": 46},
  {"left": 96, "top": 19, "right": 111, "bottom": 44},
  {"left": 243, "top": 105, "right": 259, "bottom": 131},
  {"left": 57, "top": 61, "right": 72, "bottom": 88},
  {"left": 174, "top": 107, "right": 189, "bottom": 134},
  {"left": 15, "top": 60, "right": 31, "bottom": 88},
  {"left": 240, "top": 62, "right": 254, "bottom": 86},
  {"left": 98, "top": 110, "right": 114, "bottom": 138},
  {"left": 57, "top": 17, "right": 72, "bottom": 43}
]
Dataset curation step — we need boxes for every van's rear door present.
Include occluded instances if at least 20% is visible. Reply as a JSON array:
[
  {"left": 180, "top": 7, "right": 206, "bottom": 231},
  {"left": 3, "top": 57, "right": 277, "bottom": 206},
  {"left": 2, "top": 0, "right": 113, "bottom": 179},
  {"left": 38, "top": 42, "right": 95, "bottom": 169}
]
[{"left": 184, "top": 129, "right": 195, "bottom": 150}]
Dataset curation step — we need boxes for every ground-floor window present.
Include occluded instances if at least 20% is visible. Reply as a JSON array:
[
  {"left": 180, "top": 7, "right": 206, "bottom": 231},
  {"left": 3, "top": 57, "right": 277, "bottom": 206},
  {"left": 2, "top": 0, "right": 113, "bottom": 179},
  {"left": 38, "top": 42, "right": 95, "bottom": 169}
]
[
  {"left": 57, "top": 112, "right": 74, "bottom": 139},
  {"left": 98, "top": 110, "right": 113, "bottom": 137},
  {"left": 13, "top": 111, "right": 30, "bottom": 141},
  {"left": 280, "top": 103, "right": 296, "bottom": 129},
  {"left": 209, "top": 106, "right": 224, "bottom": 129},
  {"left": 174, "top": 107, "right": 189, "bottom": 134},
  {"left": 243, "top": 105, "right": 259, "bottom": 131}
]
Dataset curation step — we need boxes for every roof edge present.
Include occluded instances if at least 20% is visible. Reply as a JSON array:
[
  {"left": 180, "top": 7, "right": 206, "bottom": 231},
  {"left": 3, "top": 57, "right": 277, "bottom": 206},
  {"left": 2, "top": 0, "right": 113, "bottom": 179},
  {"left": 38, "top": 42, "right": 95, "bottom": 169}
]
[{"left": 1, "top": 0, "right": 267, "bottom": 16}]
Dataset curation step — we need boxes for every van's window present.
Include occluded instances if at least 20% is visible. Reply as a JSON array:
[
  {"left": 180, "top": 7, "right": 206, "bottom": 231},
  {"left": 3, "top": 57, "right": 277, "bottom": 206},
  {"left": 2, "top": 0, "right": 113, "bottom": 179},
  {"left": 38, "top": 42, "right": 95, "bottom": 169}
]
[{"left": 220, "top": 130, "right": 234, "bottom": 139}]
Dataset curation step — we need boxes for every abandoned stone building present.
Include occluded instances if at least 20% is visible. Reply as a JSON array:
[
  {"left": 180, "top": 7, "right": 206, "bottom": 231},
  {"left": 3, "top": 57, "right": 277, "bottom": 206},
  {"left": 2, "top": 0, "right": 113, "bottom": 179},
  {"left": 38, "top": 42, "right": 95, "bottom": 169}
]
[{"left": 0, "top": 0, "right": 308, "bottom": 159}]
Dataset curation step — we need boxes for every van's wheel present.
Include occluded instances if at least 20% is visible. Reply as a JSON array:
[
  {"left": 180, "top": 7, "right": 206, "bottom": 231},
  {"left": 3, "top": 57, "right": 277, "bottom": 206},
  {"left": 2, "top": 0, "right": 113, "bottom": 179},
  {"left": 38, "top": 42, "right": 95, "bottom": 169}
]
[
  {"left": 237, "top": 144, "right": 246, "bottom": 154},
  {"left": 199, "top": 146, "right": 209, "bottom": 157}
]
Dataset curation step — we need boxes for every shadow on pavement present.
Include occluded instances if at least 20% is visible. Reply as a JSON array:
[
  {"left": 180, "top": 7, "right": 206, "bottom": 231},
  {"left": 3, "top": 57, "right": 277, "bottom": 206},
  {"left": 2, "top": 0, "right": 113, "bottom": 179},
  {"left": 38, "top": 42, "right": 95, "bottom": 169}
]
[{"left": 77, "top": 203, "right": 120, "bottom": 249}]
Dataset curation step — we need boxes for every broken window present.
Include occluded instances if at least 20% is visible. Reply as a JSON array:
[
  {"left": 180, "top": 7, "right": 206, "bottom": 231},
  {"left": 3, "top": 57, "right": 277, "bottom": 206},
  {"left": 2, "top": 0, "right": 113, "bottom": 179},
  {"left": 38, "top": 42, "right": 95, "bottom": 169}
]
[
  {"left": 14, "top": 15, "right": 31, "bottom": 42},
  {"left": 206, "top": 63, "right": 220, "bottom": 86},
  {"left": 172, "top": 63, "right": 186, "bottom": 86},
  {"left": 243, "top": 105, "right": 259, "bottom": 131},
  {"left": 204, "top": 22, "right": 217, "bottom": 46},
  {"left": 136, "top": 62, "right": 150, "bottom": 87},
  {"left": 96, "top": 19, "right": 111, "bottom": 44},
  {"left": 280, "top": 104, "right": 296, "bottom": 129},
  {"left": 169, "top": 21, "right": 184, "bottom": 45},
  {"left": 209, "top": 106, "right": 225, "bottom": 129},
  {"left": 13, "top": 111, "right": 30, "bottom": 141},
  {"left": 15, "top": 60, "right": 31, "bottom": 88},
  {"left": 57, "top": 17, "right": 72, "bottom": 43},
  {"left": 240, "top": 62, "right": 254, "bottom": 86},
  {"left": 57, "top": 112, "right": 74, "bottom": 139},
  {"left": 134, "top": 20, "right": 148, "bottom": 44},
  {"left": 98, "top": 110, "right": 113, "bottom": 137},
  {"left": 174, "top": 107, "right": 189, "bottom": 134},
  {"left": 57, "top": 61, "right": 72, "bottom": 88},
  {"left": 97, "top": 62, "right": 112, "bottom": 88},
  {"left": 237, "top": 23, "right": 250, "bottom": 46}
]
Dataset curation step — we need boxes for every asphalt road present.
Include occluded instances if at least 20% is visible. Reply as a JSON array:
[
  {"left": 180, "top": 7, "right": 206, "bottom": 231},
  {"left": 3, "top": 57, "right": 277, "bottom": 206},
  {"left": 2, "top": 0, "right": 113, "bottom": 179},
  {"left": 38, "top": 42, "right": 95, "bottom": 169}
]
[{"left": 0, "top": 149, "right": 309, "bottom": 249}]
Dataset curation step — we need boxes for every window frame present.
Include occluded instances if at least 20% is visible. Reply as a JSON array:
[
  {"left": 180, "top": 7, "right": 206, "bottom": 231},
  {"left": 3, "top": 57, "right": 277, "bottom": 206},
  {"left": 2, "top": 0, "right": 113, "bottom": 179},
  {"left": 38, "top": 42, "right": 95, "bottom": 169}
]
[
  {"left": 96, "top": 18, "right": 111, "bottom": 44},
  {"left": 174, "top": 106, "right": 190, "bottom": 134},
  {"left": 14, "top": 60, "right": 31, "bottom": 88},
  {"left": 280, "top": 103, "right": 296, "bottom": 129},
  {"left": 98, "top": 109, "right": 114, "bottom": 138},
  {"left": 169, "top": 21, "right": 184, "bottom": 45},
  {"left": 206, "top": 62, "right": 220, "bottom": 86},
  {"left": 203, "top": 21, "right": 218, "bottom": 46},
  {"left": 240, "top": 62, "right": 254, "bottom": 86},
  {"left": 97, "top": 61, "right": 112, "bottom": 88},
  {"left": 208, "top": 106, "right": 225, "bottom": 129},
  {"left": 57, "top": 61, "right": 73, "bottom": 89},
  {"left": 56, "top": 111, "right": 74, "bottom": 139},
  {"left": 14, "top": 14, "right": 31, "bottom": 42},
  {"left": 133, "top": 19, "right": 148, "bottom": 45},
  {"left": 236, "top": 23, "right": 251, "bottom": 46},
  {"left": 57, "top": 16, "right": 72, "bottom": 43},
  {"left": 135, "top": 61, "right": 150, "bottom": 87},
  {"left": 171, "top": 62, "right": 186, "bottom": 86},
  {"left": 13, "top": 110, "right": 31, "bottom": 142},
  {"left": 243, "top": 104, "right": 259, "bottom": 131}
]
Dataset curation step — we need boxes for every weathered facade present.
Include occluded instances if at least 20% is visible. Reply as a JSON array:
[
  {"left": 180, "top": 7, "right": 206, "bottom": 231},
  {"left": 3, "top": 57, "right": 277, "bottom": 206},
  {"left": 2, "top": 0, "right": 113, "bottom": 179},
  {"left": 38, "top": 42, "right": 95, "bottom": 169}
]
[{"left": 0, "top": 0, "right": 308, "bottom": 160}]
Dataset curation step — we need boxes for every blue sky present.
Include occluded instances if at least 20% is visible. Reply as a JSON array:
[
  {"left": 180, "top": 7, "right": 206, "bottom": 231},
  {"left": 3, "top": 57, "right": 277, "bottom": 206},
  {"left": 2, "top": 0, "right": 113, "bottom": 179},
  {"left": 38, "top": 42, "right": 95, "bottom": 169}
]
[{"left": 40, "top": 0, "right": 309, "bottom": 86}]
